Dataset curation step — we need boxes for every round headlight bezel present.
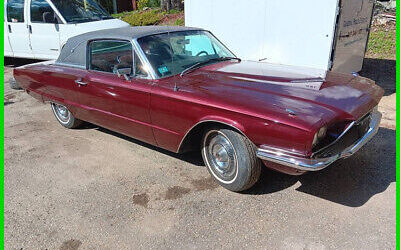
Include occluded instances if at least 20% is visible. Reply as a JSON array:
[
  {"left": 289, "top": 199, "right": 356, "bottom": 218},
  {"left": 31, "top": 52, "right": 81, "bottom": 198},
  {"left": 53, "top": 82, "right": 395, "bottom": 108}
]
[
  {"left": 312, "top": 126, "right": 328, "bottom": 148},
  {"left": 317, "top": 126, "right": 327, "bottom": 139}
]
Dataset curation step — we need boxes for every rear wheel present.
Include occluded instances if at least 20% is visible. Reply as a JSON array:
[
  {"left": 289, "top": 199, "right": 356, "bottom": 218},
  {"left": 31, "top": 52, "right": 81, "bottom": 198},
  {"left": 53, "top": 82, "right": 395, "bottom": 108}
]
[
  {"left": 9, "top": 77, "right": 22, "bottom": 90},
  {"left": 201, "top": 127, "right": 261, "bottom": 192},
  {"left": 51, "top": 103, "right": 83, "bottom": 129}
]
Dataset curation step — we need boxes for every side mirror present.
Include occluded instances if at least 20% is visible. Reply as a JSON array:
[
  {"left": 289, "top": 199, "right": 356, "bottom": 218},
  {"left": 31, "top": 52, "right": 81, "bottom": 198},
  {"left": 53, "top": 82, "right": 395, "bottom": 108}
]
[
  {"left": 43, "top": 12, "right": 56, "bottom": 24},
  {"left": 116, "top": 68, "right": 132, "bottom": 81}
]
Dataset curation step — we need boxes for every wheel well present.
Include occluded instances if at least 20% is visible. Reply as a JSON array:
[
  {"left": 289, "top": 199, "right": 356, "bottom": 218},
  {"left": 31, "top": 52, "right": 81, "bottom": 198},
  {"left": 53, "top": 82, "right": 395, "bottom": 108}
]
[{"left": 178, "top": 121, "right": 245, "bottom": 153}]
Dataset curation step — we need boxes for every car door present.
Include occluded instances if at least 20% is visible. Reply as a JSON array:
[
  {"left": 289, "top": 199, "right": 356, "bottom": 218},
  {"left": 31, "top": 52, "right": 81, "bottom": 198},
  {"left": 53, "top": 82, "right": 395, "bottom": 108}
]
[
  {"left": 75, "top": 39, "right": 156, "bottom": 145},
  {"left": 6, "top": 0, "right": 33, "bottom": 58},
  {"left": 28, "top": 0, "right": 62, "bottom": 60}
]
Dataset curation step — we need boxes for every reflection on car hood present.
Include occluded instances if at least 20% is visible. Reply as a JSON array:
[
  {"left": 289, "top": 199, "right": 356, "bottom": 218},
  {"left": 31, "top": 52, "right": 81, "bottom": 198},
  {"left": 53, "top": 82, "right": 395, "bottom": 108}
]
[{"left": 183, "top": 61, "right": 384, "bottom": 130}]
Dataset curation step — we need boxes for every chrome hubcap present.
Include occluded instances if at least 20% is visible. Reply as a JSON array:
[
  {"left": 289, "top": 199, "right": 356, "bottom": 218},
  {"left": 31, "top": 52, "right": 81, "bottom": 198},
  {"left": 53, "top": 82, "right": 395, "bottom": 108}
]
[
  {"left": 212, "top": 143, "right": 230, "bottom": 171},
  {"left": 204, "top": 131, "right": 237, "bottom": 182},
  {"left": 53, "top": 103, "right": 70, "bottom": 123}
]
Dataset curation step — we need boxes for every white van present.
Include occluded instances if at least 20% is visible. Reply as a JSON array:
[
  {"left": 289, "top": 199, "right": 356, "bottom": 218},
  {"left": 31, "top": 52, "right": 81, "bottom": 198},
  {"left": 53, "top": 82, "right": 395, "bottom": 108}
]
[{"left": 4, "top": 0, "right": 129, "bottom": 60}]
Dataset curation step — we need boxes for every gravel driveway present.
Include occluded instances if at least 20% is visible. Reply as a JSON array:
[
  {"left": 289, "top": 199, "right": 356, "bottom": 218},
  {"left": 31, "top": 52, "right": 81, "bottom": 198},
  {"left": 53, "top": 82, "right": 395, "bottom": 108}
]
[{"left": 4, "top": 58, "right": 396, "bottom": 249}]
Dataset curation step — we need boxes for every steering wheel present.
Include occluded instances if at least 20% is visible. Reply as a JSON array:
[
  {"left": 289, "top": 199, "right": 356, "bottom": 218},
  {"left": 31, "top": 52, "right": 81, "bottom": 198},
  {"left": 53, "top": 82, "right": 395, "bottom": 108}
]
[{"left": 196, "top": 51, "right": 209, "bottom": 57}]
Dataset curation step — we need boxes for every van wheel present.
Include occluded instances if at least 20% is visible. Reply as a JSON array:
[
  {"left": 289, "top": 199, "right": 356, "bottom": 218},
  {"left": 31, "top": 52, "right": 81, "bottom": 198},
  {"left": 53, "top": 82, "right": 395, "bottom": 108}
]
[
  {"left": 201, "top": 127, "right": 261, "bottom": 192},
  {"left": 51, "top": 103, "right": 83, "bottom": 129}
]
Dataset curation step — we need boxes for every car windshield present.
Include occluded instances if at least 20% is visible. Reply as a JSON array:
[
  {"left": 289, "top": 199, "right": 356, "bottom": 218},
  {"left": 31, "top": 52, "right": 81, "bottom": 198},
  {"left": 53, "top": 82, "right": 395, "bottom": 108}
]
[
  {"left": 137, "top": 30, "right": 236, "bottom": 78},
  {"left": 52, "top": 0, "right": 113, "bottom": 23}
]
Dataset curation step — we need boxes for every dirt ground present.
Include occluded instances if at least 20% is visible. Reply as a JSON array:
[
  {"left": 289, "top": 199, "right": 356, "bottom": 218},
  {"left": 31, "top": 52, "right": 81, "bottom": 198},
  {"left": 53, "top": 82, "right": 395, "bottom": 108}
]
[{"left": 4, "top": 57, "right": 396, "bottom": 249}]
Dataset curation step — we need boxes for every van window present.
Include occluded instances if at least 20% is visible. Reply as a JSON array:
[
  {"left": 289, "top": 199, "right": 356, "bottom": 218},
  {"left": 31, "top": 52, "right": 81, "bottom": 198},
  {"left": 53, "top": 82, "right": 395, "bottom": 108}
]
[
  {"left": 52, "top": 0, "right": 112, "bottom": 23},
  {"left": 7, "top": 0, "right": 25, "bottom": 23},
  {"left": 31, "top": 0, "right": 55, "bottom": 23}
]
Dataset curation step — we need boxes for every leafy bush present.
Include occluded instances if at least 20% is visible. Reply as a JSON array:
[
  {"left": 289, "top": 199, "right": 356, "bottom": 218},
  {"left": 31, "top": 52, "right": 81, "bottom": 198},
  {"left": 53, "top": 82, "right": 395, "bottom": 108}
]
[
  {"left": 112, "top": 11, "right": 133, "bottom": 19},
  {"left": 122, "top": 10, "right": 162, "bottom": 26},
  {"left": 167, "top": 9, "right": 181, "bottom": 14},
  {"left": 149, "top": 0, "right": 161, "bottom": 7},
  {"left": 137, "top": 0, "right": 149, "bottom": 10},
  {"left": 137, "top": 0, "right": 160, "bottom": 9},
  {"left": 174, "top": 18, "right": 184, "bottom": 26}
]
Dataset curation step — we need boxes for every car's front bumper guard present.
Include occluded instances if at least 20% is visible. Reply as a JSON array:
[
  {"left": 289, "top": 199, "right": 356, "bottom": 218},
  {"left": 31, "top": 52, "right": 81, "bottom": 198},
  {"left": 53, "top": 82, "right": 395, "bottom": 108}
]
[{"left": 256, "top": 111, "right": 382, "bottom": 172}]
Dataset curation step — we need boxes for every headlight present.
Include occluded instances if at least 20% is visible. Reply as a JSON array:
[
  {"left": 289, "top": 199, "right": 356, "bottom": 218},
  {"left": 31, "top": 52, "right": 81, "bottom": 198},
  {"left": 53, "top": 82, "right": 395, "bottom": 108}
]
[
  {"left": 312, "top": 126, "right": 327, "bottom": 147},
  {"left": 317, "top": 126, "right": 327, "bottom": 139}
]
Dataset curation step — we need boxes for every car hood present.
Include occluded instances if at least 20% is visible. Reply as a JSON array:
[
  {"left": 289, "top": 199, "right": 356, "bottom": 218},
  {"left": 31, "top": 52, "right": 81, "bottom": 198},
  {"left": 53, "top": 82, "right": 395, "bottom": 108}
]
[
  {"left": 180, "top": 61, "right": 384, "bottom": 131},
  {"left": 72, "top": 18, "right": 129, "bottom": 30}
]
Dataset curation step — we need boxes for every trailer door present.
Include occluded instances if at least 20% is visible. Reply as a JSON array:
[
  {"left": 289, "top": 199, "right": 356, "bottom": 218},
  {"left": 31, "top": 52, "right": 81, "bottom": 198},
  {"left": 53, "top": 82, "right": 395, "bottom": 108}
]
[{"left": 331, "top": 0, "right": 374, "bottom": 73}]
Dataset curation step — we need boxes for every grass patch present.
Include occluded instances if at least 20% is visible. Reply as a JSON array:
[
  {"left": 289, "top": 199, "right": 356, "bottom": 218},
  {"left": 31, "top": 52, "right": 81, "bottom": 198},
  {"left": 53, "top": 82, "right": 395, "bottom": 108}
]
[{"left": 366, "top": 25, "right": 396, "bottom": 59}]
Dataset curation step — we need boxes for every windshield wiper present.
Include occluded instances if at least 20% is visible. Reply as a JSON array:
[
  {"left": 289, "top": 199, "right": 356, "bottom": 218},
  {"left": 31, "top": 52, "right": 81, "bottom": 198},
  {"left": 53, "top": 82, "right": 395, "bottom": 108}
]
[{"left": 180, "top": 57, "right": 241, "bottom": 77}]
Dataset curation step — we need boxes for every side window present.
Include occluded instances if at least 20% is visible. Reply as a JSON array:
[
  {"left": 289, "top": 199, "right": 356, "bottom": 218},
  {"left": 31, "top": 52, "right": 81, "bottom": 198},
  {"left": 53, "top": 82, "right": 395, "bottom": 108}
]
[
  {"left": 31, "top": 0, "right": 56, "bottom": 23},
  {"left": 89, "top": 40, "right": 133, "bottom": 74},
  {"left": 7, "top": 0, "right": 25, "bottom": 23}
]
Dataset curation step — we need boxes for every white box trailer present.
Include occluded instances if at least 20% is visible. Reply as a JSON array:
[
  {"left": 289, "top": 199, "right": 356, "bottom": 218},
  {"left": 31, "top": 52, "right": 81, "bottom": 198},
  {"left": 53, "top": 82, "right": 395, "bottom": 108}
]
[{"left": 185, "top": 0, "right": 375, "bottom": 73}]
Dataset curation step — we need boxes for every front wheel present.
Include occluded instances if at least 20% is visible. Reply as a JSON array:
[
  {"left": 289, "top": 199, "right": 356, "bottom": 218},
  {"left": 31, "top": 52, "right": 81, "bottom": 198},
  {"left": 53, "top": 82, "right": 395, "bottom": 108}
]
[
  {"left": 51, "top": 103, "right": 83, "bottom": 129},
  {"left": 201, "top": 127, "right": 261, "bottom": 192}
]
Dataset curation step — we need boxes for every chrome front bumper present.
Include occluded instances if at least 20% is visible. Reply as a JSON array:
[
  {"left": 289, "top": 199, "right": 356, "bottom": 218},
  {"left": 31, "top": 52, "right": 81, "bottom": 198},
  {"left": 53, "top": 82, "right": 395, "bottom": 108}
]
[{"left": 256, "top": 111, "right": 382, "bottom": 172}]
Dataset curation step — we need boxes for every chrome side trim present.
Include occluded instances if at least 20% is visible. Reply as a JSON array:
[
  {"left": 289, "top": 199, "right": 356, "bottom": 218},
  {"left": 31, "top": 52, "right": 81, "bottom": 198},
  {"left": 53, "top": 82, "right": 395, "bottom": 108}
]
[
  {"left": 257, "top": 145, "right": 306, "bottom": 158},
  {"left": 176, "top": 120, "right": 247, "bottom": 153},
  {"left": 257, "top": 111, "right": 382, "bottom": 171}
]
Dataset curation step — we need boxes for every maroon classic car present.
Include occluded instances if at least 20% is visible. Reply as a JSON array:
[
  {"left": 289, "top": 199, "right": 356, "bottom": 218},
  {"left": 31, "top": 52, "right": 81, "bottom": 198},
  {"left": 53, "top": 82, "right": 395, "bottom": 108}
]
[{"left": 14, "top": 26, "right": 384, "bottom": 191}]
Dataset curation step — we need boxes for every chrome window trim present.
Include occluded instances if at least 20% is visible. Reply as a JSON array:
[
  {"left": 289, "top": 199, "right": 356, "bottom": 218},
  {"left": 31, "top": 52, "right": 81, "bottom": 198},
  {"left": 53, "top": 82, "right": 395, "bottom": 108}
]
[
  {"left": 87, "top": 39, "right": 132, "bottom": 71},
  {"left": 84, "top": 39, "right": 153, "bottom": 81},
  {"left": 132, "top": 38, "right": 158, "bottom": 80},
  {"left": 55, "top": 62, "right": 86, "bottom": 69}
]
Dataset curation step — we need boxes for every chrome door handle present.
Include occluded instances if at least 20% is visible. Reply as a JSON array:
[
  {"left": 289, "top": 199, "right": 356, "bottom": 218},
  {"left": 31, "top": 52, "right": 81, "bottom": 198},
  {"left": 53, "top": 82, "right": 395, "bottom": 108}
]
[{"left": 75, "top": 79, "right": 87, "bottom": 86}]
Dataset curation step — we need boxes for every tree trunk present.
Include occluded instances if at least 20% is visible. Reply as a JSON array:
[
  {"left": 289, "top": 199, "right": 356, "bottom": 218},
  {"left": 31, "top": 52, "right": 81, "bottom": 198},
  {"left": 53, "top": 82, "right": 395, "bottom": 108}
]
[
  {"left": 171, "top": 0, "right": 183, "bottom": 10},
  {"left": 161, "top": 0, "right": 172, "bottom": 11},
  {"left": 161, "top": 0, "right": 183, "bottom": 11}
]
